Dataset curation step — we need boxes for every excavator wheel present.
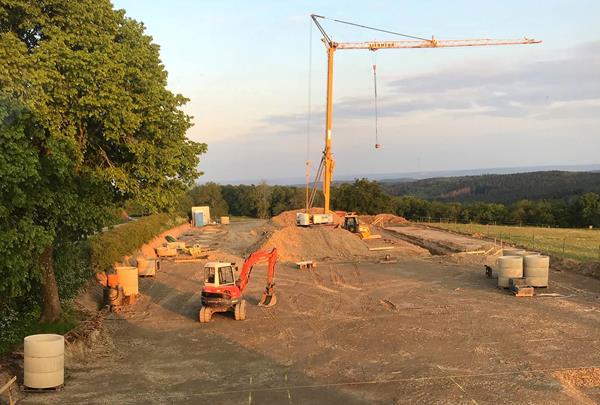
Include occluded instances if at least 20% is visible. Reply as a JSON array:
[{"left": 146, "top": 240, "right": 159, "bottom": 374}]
[
  {"left": 199, "top": 306, "right": 212, "bottom": 323},
  {"left": 258, "top": 292, "right": 277, "bottom": 307},
  {"left": 234, "top": 300, "right": 247, "bottom": 321}
]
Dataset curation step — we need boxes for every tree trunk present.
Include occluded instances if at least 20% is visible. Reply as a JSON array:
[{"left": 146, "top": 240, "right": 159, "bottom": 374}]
[{"left": 39, "top": 244, "right": 62, "bottom": 323}]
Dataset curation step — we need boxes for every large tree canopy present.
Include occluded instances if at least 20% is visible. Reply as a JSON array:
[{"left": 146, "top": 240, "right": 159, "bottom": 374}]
[{"left": 0, "top": 0, "right": 206, "bottom": 321}]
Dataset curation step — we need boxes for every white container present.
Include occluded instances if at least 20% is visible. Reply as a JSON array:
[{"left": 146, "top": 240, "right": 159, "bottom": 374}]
[
  {"left": 296, "top": 213, "right": 310, "bottom": 226},
  {"left": 24, "top": 334, "right": 64, "bottom": 389},
  {"left": 524, "top": 255, "right": 549, "bottom": 287},
  {"left": 497, "top": 256, "right": 523, "bottom": 288},
  {"left": 313, "top": 213, "right": 333, "bottom": 224},
  {"left": 220, "top": 216, "right": 230, "bottom": 225},
  {"left": 116, "top": 266, "right": 139, "bottom": 296}
]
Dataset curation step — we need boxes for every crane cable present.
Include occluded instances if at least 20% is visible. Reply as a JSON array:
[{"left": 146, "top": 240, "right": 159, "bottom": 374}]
[
  {"left": 318, "top": 15, "right": 429, "bottom": 42},
  {"left": 372, "top": 52, "right": 380, "bottom": 149},
  {"left": 305, "top": 20, "right": 313, "bottom": 211}
]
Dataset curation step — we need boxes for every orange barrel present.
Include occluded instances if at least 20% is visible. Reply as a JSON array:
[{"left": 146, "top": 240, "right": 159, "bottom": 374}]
[
  {"left": 107, "top": 274, "right": 119, "bottom": 288},
  {"left": 115, "top": 266, "right": 138, "bottom": 296}
]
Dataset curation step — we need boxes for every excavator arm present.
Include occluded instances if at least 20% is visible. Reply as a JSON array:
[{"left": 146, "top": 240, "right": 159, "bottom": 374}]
[{"left": 236, "top": 248, "right": 278, "bottom": 307}]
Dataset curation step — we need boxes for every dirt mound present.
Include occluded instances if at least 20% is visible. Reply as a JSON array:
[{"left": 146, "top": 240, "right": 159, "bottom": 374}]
[
  {"left": 262, "top": 210, "right": 427, "bottom": 262},
  {"left": 270, "top": 208, "right": 343, "bottom": 227},
  {"left": 261, "top": 225, "right": 371, "bottom": 262},
  {"left": 552, "top": 257, "right": 600, "bottom": 280},
  {"left": 359, "top": 213, "right": 409, "bottom": 227}
]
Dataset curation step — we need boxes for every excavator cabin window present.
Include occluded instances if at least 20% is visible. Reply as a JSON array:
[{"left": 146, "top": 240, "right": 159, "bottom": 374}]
[
  {"left": 219, "top": 266, "right": 235, "bottom": 285},
  {"left": 204, "top": 267, "right": 216, "bottom": 284}
]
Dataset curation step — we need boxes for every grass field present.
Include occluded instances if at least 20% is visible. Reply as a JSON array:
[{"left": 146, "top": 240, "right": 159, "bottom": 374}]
[{"left": 425, "top": 222, "right": 600, "bottom": 262}]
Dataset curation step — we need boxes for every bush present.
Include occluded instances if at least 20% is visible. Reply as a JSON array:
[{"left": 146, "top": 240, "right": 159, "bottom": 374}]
[
  {"left": 89, "top": 214, "right": 186, "bottom": 273},
  {"left": 54, "top": 241, "right": 92, "bottom": 302}
]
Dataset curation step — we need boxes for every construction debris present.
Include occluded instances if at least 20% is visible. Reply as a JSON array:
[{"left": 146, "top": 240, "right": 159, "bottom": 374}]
[
  {"left": 512, "top": 285, "right": 534, "bottom": 297},
  {"left": 379, "top": 254, "right": 397, "bottom": 264},
  {"left": 0, "top": 376, "right": 16, "bottom": 405},
  {"left": 296, "top": 260, "right": 316, "bottom": 269}
]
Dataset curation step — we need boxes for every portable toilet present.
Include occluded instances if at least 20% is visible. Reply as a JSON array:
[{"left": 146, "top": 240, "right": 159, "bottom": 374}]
[
  {"left": 191, "top": 206, "right": 210, "bottom": 227},
  {"left": 194, "top": 211, "right": 204, "bottom": 227}
]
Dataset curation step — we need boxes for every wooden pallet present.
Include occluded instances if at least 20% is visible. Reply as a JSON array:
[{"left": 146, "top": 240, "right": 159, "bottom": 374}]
[
  {"left": 512, "top": 285, "right": 534, "bottom": 297},
  {"left": 22, "top": 384, "right": 64, "bottom": 393},
  {"left": 296, "top": 261, "right": 316, "bottom": 269},
  {"left": 0, "top": 376, "right": 16, "bottom": 405}
]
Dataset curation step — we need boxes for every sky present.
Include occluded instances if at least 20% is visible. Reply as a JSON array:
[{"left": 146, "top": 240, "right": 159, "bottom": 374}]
[{"left": 112, "top": 0, "right": 600, "bottom": 184}]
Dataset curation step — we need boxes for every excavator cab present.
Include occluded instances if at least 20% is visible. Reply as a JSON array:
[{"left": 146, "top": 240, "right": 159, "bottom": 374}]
[
  {"left": 343, "top": 214, "right": 359, "bottom": 233},
  {"left": 204, "top": 264, "right": 236, "bottom": 286},
  {"left": 343, "top": 213, "right": 371, "bottom": 239}
]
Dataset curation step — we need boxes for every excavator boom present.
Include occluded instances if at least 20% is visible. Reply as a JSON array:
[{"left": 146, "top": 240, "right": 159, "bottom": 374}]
[{"left": 236, "top": 248, "right": 278, "bottom": 307}]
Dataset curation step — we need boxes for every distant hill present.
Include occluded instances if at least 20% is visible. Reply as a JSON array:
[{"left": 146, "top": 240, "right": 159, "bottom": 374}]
[{"left": 381, "top": 171, "right": 600, "bottom": 204}]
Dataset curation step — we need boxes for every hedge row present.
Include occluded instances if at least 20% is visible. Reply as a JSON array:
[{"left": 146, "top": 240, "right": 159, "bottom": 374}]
[{"left": 89, "top": 214, "right": 187, "bottom": 273}]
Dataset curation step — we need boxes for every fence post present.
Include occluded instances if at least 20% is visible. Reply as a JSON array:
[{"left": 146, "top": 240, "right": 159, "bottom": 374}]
[
  {"left": 562, "top": 238, "right": 565, "bottom": 255},
  {"left": 532, "top": 232, "right": 535, "bottom": 250}
]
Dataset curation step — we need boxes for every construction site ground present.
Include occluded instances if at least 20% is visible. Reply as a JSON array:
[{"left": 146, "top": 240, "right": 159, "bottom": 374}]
[{"left": 20, "top": 219, "right": 600, "bottom": 404}]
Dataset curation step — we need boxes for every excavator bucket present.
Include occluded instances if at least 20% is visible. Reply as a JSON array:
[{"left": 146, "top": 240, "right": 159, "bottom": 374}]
[{"left": 258, "top": 292, "right": 277, "bottom": 307}]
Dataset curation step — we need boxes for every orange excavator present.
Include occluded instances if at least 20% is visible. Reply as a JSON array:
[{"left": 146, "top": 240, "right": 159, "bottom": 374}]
[{"left": 198, "top": 248, "right": 277, "bottom": 322}]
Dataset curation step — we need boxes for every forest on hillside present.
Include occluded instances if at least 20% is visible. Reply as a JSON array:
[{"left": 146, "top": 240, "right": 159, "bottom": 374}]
[
  {"left": 381, "top": 171, "right": 600, "bottom": 204},
  {"left": 183, "top": 178, "right": 600, "bottom": 228}
]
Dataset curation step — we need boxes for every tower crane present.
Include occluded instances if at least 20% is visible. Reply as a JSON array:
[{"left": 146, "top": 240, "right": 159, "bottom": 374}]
[{"left": 306, "top": 14, "right": 542, "bottom": 216}]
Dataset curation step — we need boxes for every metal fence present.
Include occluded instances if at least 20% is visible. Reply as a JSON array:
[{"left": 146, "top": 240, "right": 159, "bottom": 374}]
[{"left": 410, "top": 217, "right": 600, "bottom": 262}]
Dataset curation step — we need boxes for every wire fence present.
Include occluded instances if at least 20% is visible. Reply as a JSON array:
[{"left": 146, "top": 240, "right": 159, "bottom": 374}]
[{"left": 410, "top": 217, "right": 600, "bottom": 262}]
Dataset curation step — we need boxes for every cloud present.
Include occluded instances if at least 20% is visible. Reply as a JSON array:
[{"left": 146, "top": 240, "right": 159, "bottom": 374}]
[{"left": 259, "top": 40, "right": 600, "bottom": 135}]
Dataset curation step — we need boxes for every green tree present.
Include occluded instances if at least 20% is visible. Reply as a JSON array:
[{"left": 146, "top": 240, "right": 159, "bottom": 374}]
[
  {"left": 270, "top": 186, "right": 304, "bottom": 216},
  {"left": 510, "top": 200, "right": 555, "bottom": 225},
  {"left": 189, "top": 182, "right": 229, "bottom": 217},
  {"left": 0, "top": 0, "right": 206, "bottom": 322},
  {"left": 221, "top": 184, "right": 256, "bottom": 217},
  {"left": 573, "top": 193, "right": 600, "bottom": 227},
  {"left": 332, "top": 179, "right": 393, "bottom": 214},
  {"left": 253, "top": 181, "right": 272, "bottom": 219}
]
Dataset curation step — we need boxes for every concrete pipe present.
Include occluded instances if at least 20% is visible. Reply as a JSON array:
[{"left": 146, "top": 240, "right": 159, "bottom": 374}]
[
  {"left": 502, "top": 248, "right": 521, "bottom": 256},
  {"left": 497, "top": 256, "right": 523, "bottom": 288},
  {"left": 24, "top": 334, "right": 64, "bottom": 389},
  {"left": 524, "top": 255, "right": 550, "bottom": 287},
  {"left": 519, "top": 251, "right": 539, "bottom": 257}
]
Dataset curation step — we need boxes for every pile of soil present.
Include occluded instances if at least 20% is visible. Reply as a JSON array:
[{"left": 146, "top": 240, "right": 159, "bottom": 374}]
[
  {"left": 261, "top": 225, "right": 371, "bottom": 262},
  {"left": 551, "top": 257, "right": 600, "bottom": 280},
  {"left": 359, "top": 213, "right": 409, "bottom": 227},
  {"left": 262, "top": 210, "right": 426, "bottom": 263}
]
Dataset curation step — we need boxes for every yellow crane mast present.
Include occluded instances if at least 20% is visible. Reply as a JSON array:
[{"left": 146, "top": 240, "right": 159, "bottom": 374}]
[{"left": 307, "top": 14, "right": 542, "bottom": 215}]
